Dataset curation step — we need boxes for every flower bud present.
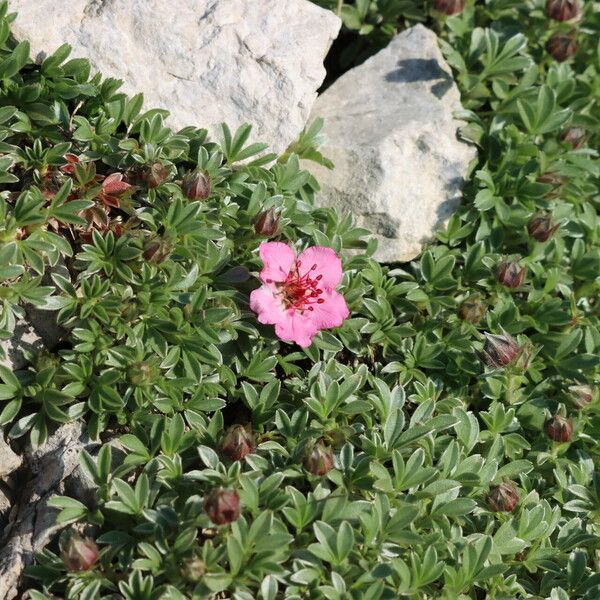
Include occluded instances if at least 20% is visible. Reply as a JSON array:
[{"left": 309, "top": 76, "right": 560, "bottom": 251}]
[
  {"left": 142, "top": 236, "right": 172, "bottom": 264},
  {"left": 254, "top": 208, "right": 282, "bottom": 238},
  {"left": 568, "top": 384, "right": 594, "bottom": 409},
  {"left": 497, "top": 260, "right": 526, "bottom": 288},
  {"left": 220, "top": 424, "right": 256, "bottom": 461},
  {"left": 536, "top": 171, "right": 565, "bottom": 187},
  {"left": 546, "top": 0, "right": 579, "bottom": 21},
  {"left": 546, "top": 32, "right": 577, "bottom": 62},
  {"left": 203, "top": 488, "right": 240, "bottom": 525},
  {"left": 62, "top": 534, "right": 99, "bottom": 572},
  {"left": 562, "top": 127, "right": 588, "bottom": 149},
  {"left": 143, "top": 162, "right": 169, "bottom": 188},
  {"left": 545, "top": 415, "right": 573, "bottom": 442},
  {"left": 127, "top": 361, "right": 159, "bottom": 387},
  {"left": 527, "top": 213, "right": 559, "bottom": 242},
  {"left": 182, "top": 170, "right": 211, "bottom": 200},
  {"left": 458, "top": 296, "right": 486, "bottom": 324},
  {"left": 487, "top": 481, "right": 519, "bottom": 512},
  {"left": 483, "top": 331, "right": 522, "bottom": 369},
  {"left": 434, "top": 0, "right": 466, "bottom": 15},
  {"left": 304, "top": 441, "right": 334, "bottom": 476},
  {"left": 182, "top": 557, "right": 207, "bottom": 582}
]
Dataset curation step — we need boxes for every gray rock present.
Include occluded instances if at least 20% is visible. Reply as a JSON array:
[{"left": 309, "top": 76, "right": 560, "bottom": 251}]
[
  {"left": 0, "top": 320, "right": 44, "bottom": 372},
  {"left": 0, "top": 423, "right": 93, "bottom": 600},
  {"left": 304, "top": 25, "right": 477, "bottom": 263},
  {"left": 10, "top": 0, "right": 341, "bottom": 156},
  {"left": 0, "top": 431, "right": 21, "bottom": 480}
]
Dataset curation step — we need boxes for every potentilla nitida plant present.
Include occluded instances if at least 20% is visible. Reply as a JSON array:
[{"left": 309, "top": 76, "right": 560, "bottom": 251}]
[
  {"left": 487, "top": 482, "right": 519, "bottom": 512},
  {"left": 220, "top": 424, "right": 256, "bottom": 461},
  {"left": 203, "top": 489, "right": 241, "bottom": 525},
  {"left": 250, "top": 242, "right": 350, "bottom": 347},
  {"left": 497, "top": 259, "right": 526, "bottom": 288},
  {"left": 434, "top": 0, "right": 466, "bottom": 15},
  {"left": 483, "top": 331, "right": 523, "bottom": 369},
  {"left": 545, "top": 415, "right": 573, "bottom": 442},
  {"left": 546, "top": 0, "right": 579, "bottom": 21},
  {"left": 61, "top": 534, "right": 99, "bottom": 572},
  {"left": 304, "top": 440, "right": 335, "bottom": 476},
  {"left": 546, "top": 31, "right": 578, "bottom": 62}
]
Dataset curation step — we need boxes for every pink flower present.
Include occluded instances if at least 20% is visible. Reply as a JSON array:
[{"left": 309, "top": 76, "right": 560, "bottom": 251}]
[{"left": 250, "top": 242, "right": 350, "bottom": 347}]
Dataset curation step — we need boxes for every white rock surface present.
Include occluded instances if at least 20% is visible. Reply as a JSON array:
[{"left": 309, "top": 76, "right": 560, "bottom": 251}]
[
  {"left": 0, "top": 320, "right": 44, "bottom": 372},
  {"left": 304, "top": 25, "right": 476, "bottom": 263},
  {"left": 10, "top": 0, "right": 340, "bottom": 156}
]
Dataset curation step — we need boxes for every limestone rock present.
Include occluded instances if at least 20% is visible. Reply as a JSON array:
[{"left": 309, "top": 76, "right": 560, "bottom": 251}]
[
  {"left": 304, "top": 25, "right": 477, "bottom": 263},
  {"left": 0, "top": 423, "right": 93, "bottom": 600},
  {"left": 0, "top": 431, "right": 21, "bottom": 479},
  {"left": 10, "top": 0, "right": 341, "bottom": 156},
  {"left": 0, "top": 320, "right": 44, "bottom": 372}
]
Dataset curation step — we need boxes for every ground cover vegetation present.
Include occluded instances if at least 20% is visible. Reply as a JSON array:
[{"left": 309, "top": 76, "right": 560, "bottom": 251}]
[{"left": 0, "top": 0, "right": 599, "bottom": 598}]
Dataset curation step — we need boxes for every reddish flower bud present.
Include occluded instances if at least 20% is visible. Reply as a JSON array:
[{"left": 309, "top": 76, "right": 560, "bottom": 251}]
[
  {"left": 304, "top": 441, "right": 334, "bottom": 476},
  {"left": 203, "top": 488, "right": 240, "bottom": 525},
  {"left": 527, "top": 213, "right": 559, "bottom": 242},
  {"left": 254, "top": 208, "right": 282, "bottom": 238},
  {"left": 458, "top": 296, "right": 487, "bottom": 324},
  {"left": 546, "top": 32, "right": 577, "bottom": 62},
  {"left": 487, "top": 481, "right": 519, "bottom": 512},
  {"left": 497, "top": 260, "right": 526, "bottom": 288},
  {"left": 483, "top": 331, "right": 522, "bottom": 369},
  {"left": 182, "top": 557, "right": 207, "bottom": 582},
  {"left": 182, "top": 170, "right": 211, "bottom": 200},
  {"left": 536, "top": 171, "right": 565, "bottom": 187},
  {"left": 220, "top": 424, "right": 256, "bottom": 461},
  {"left": 562, "top": 127, "right": 588, "bottom": 149},
  {"left": 568, "top": 384, "right": 594, "bottom": 409},
  {"left": 546, "top": 0, "right": 579, "bottom": 21},
  {"left": 62, "top": 534, "right": 99, "bottom": 572},
  {"left": 434, "top": 0, "right": 466, "bottom": 15},
  {"left": 143, "top": 162, "right": 169, "bottom": 188},
  {"left": 142, "top": 236, "right": 172, "bottom": 264},
  {"left": 545, "top": 415, "right": 573, "bottom": 442}
]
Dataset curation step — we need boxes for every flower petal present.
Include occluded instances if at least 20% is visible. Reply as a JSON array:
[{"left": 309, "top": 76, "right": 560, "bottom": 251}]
[
  {"left": 258, "top": 242, "right": 296, "bottom": 283},
  {"left": 309, "top": 289, "right": 350, "bottom": 329},
  {"left": 274, "top": 311, "right": 319, "bottom": 348},
  {"left": 249, "top": 285, "right": 285, "bottom": 325},
  {"left": 297, "top": 246, "right": 343, "bottom": 289}
]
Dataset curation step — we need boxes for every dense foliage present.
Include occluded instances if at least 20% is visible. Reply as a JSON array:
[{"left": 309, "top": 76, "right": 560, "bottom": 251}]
[{"left": 0, "top": 0, "right": 599, "bottom": 598}]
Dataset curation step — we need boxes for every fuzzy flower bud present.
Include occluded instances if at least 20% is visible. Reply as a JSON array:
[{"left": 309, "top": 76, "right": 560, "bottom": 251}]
[
  {"left": 182, "top": 558, "right": 207, "bottom": 582},
  {"left": 62, "top": 535, "right": 99, "bottom": 572},
  {"left": 568, "top": 384, "right": 594, "bottom": 409},
  {"left": 497, "top": 259, "right": 526, "bottom": 288},
  {"left": 545, "top": 415, "right": 573, "bottom": 442},
  {"left": 527, "top": 213, "right": 559, "bottom": 242},
  {"left": 458, "top": 296, "right": 487, "bottom": 324},
  {"left": 483, "top": 331, "right": 522, "bottom": 369},
  {"left": 546, "top": 0, "right": 579, "bottom": 21},
  {"left": 562, "top": 127, "right": 588, "bottom": 149},
  {"left": 204, "top": 488, "right": 240, "bottom": 525},
  {"left": 434, "top": 0, "right": 466, "bottom": 15},
  {"left": 487, "top": 481, "right": 519, "bottom": 512},
  {"left": 143, "top": 162, "right": 169, "bottom": 188},
  {"left": 142, "top": 236, "right": 172, "bottom": 264},
  {"left": 304, "top": 441, "right": 334, "bottom": 476},
  {"left": 182, "top": 170, "right": 211, "bottom": 200},
  {"left": 220, "top": 424, "right": 256, "bottom": 461},
  {"left": 127, "top": 361, "right": 159, "bottom": 387},
  {"left": 254, "top": 208, "right": 282, "bottom": 238},
  {"left": 546, "top": 31, "right": 577, "bottom": 62}
]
